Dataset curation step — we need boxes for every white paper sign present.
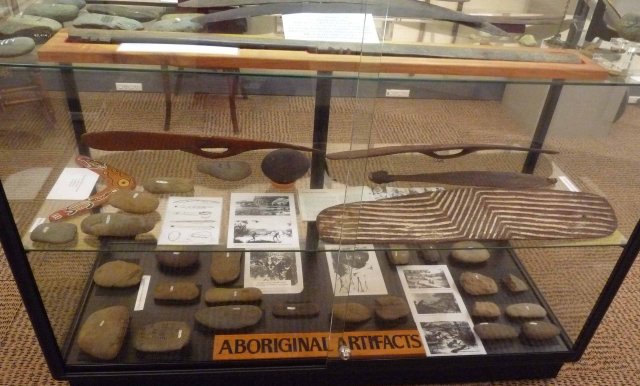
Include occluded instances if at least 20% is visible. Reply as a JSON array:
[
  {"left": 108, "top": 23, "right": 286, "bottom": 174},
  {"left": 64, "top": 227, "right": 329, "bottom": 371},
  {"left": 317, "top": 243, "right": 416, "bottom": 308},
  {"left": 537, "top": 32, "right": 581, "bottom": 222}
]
[
  {"left": 118, "top": 43, "right": 239, "bottom": 56},
  {"left": 158, "top": 197, "right": 223, "bottom": 245},
  {"left": 46, "top": 168, "right": 99, "bottom": 200},
  {"left": 282, "top": 13, "right": 380, "bottom": 43},
  {"left": 298, "top": 187, "right": 371, "bottom": 221}
]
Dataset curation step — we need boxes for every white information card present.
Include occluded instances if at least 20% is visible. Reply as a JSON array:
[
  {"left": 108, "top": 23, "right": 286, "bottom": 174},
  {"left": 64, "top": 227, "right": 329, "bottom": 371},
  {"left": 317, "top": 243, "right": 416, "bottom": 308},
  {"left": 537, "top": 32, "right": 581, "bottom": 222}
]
[{"left": 282, "top": 13, "right": 380, "bottom": 43}]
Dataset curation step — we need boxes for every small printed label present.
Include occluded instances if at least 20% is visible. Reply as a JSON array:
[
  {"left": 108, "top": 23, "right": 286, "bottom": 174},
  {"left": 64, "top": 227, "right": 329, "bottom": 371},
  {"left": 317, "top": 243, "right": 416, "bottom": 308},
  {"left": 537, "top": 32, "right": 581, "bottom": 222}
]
[
  {"left": 558, "top": 176, "right": 580, "bottom": 192},
  {"left": 134, "top": 275, "right": 151, "bottom": 311},
  {"left": 118, "top": 43, "right": 239, "bottom": 56}
]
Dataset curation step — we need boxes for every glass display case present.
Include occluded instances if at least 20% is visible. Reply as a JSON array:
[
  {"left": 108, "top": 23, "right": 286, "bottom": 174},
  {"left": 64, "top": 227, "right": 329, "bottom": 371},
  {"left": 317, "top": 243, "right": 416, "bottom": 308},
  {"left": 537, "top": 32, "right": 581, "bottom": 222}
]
[{"left": 2, "top": 0, "right": 640, "bottom": 384}]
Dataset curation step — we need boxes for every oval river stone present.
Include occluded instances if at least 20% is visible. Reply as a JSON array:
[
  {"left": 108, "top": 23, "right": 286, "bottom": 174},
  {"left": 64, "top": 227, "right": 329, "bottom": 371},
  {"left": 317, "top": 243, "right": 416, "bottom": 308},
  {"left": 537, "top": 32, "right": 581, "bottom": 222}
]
[
  {"left": 81, "top": 212, "right": 155, "bottom": 237},
  {"left": 93, "top": 260, "right": 143, "bottom": 288},
  {"left": 521, "top": 321, "right": 561, "bottom": 340},
  {"left": 503, "top": 274, "right": 528, "bottom": 292},
  {"left": 470, "top": 301, "right": 501, "bottom": 318},
  {"left": 77, "top": 305, "right": 130, "bottom": 360},
  {"left": 261, "top": 149, "right": 310, "bottom": 184},
  {"left": 197, "top": 160, "right": 251, "bottom": 181},
  {"left": 154, "top": 281, "right": 200, "bottom": 303},
  {"left": 449, "top": 240, "right": 490, "bottom": 264},
  {"left": 332, "top": 302, "right": 372, "bottom": 323},
  {"left": 133, "top": 321, "right": 191, "bottom": 353},
  {"left": 0, "top": 37, "right": 36, "bottom": 57},
  {"left": 109, "top": 190, "right": 159, "bottom": 214},
  {"left": 505, "top": 303, "right": 547, "bottom": 319},
  {"left": 386, "top": 244, "right": 411, "bottom": 265},
  {"left": 474, "top": 323, "right": 518, "bottom": 340},
  {"left": 24, "top": 3, "right": 79, "bottom": 22},
  {"left": 204, "top": 287, "right": 262, "bottom": 304},
  {"left": 195, "top": 305, "right": 263, "bottom": 330},
  {"left": 210, "top": 251, "right": 242, "bottom": 284},
  {"left": 156, "top": 251, "right": 199, "bottom": 268},
  {"left": 459, "top": 272, "right": 498, "bottom": 295},
  {"left": 143, "top": 177, "right": 193, "bottom": 194},
  {"left": 375, "top": 296, "right": 410, "bottom": 321},
  {"left": 30, "top": 222, "right": 76, "bottom": 244}
]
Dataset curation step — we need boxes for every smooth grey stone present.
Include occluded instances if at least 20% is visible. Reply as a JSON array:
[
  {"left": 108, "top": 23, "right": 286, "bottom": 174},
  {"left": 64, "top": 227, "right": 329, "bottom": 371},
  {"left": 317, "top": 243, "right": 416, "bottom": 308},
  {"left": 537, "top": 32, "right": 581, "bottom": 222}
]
[
  {"left": 0, "top": 16, "right": 60, "bottom": 43},
  {"left": 450, "top": 241, "right": 490, "bottom": 264},
  {"left": 505, "top": 303, "right": 547, "bottom": 319},
  {"left": 143, "top": 177, "right": 193, "bottom": 193},
  {"left": 374, "top": 295, "right": 410, "bottom": 321},
  {"left": 195, "top": 305, "right": 262, "bottom": 330},
  {"left": 109, "top": 190, "right": 159, "bottom": 214},
  {"left": 86, "top": 4, "right": 165, "bottom": 22},
  {"left": 459, "top": 272, "right": 498, "bottom": 295},
  {"left": 197, "top": 160, "right": 251, "bottom": 181},
  {"left": 155, "top": 251, "right": 199, "bottom": 268},
  {"left": 521, "top": 321, "right": 561, "bottom": 340},
  {"left": 134, "top": 321, "right": 191, "bottom": 353},
  {"left": 148, "top": 19, "right": 203, "bottom": 33},
  {"left": 93, "top": 260, "right": 143, "bottom": 288},
  {"left": 204, "top": 287, "right": 262, "bottom": 304},
  {"left": 261, "top": 149, "right": 310, "bottom": 185},
  {"left": 72, "top": 13, "right": 144, "bottom": 30},
  {"left": 474, "top": 323, "right": 518, "bottom": 340},
  {"left": 24, "top": 3, "right": 79, "bottom": 22},
  {"left": 615, "top": 13, "right": 640, "bottom": 42},
  {"left": 81, "top": 213, "right": 155, "bottom": 237},
  {"left": 29, "top": 222, "right": 76, "bottom": 244},
  {"left": 470, "top": 301, "right": 501, "bottom": 318},
  {"left": 161, "top": 13, "right": 202, "bottom": 21},
  {"left": 0, "top": 36, "right": 35, "bottom": 58},
  {"left": 43, "top": 0, "right": 86, "bottom": 8},
  {"left": 210, "top": 251, "right": 242, "bottom": 284},
  {"left": 503, "top": 274, "right": 528, "bottom": 293},
  {"left": 153, "top": 281, "right": 200, "bottom": 302},
  {"left": 386, "top": 244, "right": 410, "bottom": 265},
  {"left": 77, "top": 306, "right": 130, "bottom": 360},
  {"left": 272, "top": 302, "right": 320, "bottom": 318},
  {"left": 332, "top": 302, "right": 372, "bottom": 323},
  {"left": 10, "top": 15, "right": 62, "bottom": 31}
]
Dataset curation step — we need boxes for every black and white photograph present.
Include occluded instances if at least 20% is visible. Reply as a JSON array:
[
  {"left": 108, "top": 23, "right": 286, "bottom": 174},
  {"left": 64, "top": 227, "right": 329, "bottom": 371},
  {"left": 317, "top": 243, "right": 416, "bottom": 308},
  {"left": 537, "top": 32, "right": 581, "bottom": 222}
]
[
  {"left": 421, "top": 321, "right": 483, "bottom": 355},
  {"left": 412, "top": 293, "right": 461, "bottom": 314},
  {"left": 234, "top": 195, "right": 291, "bottom": 216},
  {"left": 404, "top": 267, "right": 450, "bottom": 289},
  {"left": 227, "top": 193, "right": 299, "bottom": 249},
  {"left": 244, "top": 251, "right": 303, "bottom": 294},
  {"left": 325, "top": 247, "right": 387, "bottom": 296}
]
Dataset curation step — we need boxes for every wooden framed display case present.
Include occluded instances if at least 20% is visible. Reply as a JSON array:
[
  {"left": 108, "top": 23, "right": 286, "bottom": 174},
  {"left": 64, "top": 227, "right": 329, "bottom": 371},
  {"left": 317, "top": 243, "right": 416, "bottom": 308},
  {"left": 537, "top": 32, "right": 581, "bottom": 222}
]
[{"left": 1, "top": 0, "right": 640, "bottom": 384}]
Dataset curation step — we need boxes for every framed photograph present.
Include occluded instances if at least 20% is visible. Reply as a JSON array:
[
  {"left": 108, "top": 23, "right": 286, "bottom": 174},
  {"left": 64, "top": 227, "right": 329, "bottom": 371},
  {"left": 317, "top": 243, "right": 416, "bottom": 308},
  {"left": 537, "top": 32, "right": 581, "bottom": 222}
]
[
  {"left": 412, "top": 293, "right": 461, "bottom": 315},
  {"left": 234, "top": 195, "right": 292, "bottom": 216},
  {"left": 420, "top": 321, "right": 484, "bottom": 356},
  {"left": 403, "top": 267, "right": 451, "bottom": 290},
  {"left": 325, "top": 248, "right": 387, "bottom": 296},
  {"left": 244, "top": 251, "right": 303, "bottom": 294}
]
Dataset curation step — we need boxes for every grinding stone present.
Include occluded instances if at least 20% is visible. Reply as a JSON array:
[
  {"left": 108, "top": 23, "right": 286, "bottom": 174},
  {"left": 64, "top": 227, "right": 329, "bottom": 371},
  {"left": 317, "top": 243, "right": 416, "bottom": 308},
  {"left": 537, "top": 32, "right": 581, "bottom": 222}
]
[
  {"left": 261, "top": 149, "right": 310, "bottom": 184},
  {"left": 210, "top": 250, "right": 242, "bottom": 284},
  {"left": 24, "top": 3, "right": 79, "bottom": 22},
  {"left": 85, "top": 4, "right": 165, "bottom": 22},
  {"left": 0, "top": 37, "right": 36, "bottom": 57},
  {"left": 148, "top": 19, "right": 203, "bottom": 32},
  {"left": 143, "top": 177, "right": 194, "bottom": 193},
  {"left": 474, "top": 323, "right": 518, "bottom": 340},
  {"left": 109, "top": 190, "right": 159, "bottom": 214},
  {"left": 505, "top": 303, "right": 547, "bottom": 319},
  {"left": 154, "top": 281, "right": 200, "bottom": 303},
  {"left": 195, "top": 305, "right": 262, "bottom": 330},
  {"left": 332, "top": 302, "right": 372, "bottom": 323},
  {"left": 155, "top": 251, "right": 199, "bottom": 268},
  {"left": 521, "top": 321, "right": 561, "bottom": 340},
  {"left": 77, "top": 305, "right": 130, "bottom": 360},
  {"left": 197, "top": 160, "right": 251, "bottom": 181},
  {"left": 449, "top": 241, "right": 490, "bottom": 264},
  {"left": 386, "top": 244, "right": 410, "bottom": 265},
  {"left": 204, "top": 287, "right": 262, "bottom": 304},
  {"left": 133, "top": 321, "right": 191, "bottom": 353},
  {"left": 272, "top": 302, "right": 320, "bottom": 318},
  {"left": 0, "top": 16, "right": 60, "bottom": 43},
  {"left": 93, "top": 260, "right": 143, "bottom": 288},
  {"left": 470, "top": 301, "right": 501, "bottom": 318},
  {"left": 72, "top": 13, "right": 144, "bottom": 31},
  {"left": 503, "top": 274, "right": 528, "bottom": 293},
  {"left": 374, "top": 296, "right": 410, "bottom": 321},
  {"left": 30, "top": 222, "right": 76, "bottom": 244},
  {"left": 459, "top": 272, "right": 498, "bottom": 295},
  {"left": 81, "top": 212, "right": 155, "bottom": 237}
]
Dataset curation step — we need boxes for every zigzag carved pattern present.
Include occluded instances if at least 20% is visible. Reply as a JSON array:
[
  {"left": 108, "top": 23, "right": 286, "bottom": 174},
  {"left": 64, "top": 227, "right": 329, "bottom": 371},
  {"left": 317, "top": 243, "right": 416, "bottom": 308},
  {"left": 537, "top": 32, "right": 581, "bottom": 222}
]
[{"left": 316, "top": 188, "right": 618, "bottom": 244}]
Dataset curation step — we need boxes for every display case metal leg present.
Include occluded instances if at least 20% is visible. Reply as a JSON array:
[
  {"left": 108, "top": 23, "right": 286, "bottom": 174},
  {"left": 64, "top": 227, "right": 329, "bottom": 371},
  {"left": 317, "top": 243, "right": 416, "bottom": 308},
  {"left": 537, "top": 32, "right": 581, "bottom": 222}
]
[
  {"left": 61, "top": 65, "right": 89, "bottom": 156},
  {"left": 161, "top": 65, "right": 172, "bottom": 131},
  {"left": 522, "top": 81, "right": 563, "bottom": 174}
]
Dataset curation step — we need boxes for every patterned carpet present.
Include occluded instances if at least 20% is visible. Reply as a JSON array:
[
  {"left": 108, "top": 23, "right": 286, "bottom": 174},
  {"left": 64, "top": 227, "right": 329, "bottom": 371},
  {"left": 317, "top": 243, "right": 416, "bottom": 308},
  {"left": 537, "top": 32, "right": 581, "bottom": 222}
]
[{"left": 0, "top": 88, "right": 639, "bottom": 385}]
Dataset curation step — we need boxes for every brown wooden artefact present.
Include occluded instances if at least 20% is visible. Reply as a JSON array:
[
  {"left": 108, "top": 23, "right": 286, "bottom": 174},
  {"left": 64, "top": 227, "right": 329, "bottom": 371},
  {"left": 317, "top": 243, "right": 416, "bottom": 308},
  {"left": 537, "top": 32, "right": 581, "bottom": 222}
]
[
  {"left": 81, "top": 131, "right": 319, "bottom": 159},
  {"left": 326, "top": 144, "right": 558, "bottom": 160},
  {"left": 369, "top": 170, "right": 557, "bottom": 188},
  {"left": 317, "top": 188, "right": 617, "bottom": 244}
]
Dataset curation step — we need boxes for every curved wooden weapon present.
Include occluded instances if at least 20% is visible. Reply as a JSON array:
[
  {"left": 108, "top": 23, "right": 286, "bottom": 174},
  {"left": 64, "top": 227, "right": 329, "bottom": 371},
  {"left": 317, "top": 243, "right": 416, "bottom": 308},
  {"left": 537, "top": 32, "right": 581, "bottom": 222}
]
[
  {"left": 317, "top": 188, "right": 617, "bottom": 244},
  {"left": 81, "top": 131, "right": 319, "bottom": 159},
  {"left": 369, "top": 170, "right": 557, "bottom": 189},
  {"left": 326, "top": 144, "right": 558, "bottom": 160},
  {"left": 48, "top": 156, "right": 135, "bottom": 222}
]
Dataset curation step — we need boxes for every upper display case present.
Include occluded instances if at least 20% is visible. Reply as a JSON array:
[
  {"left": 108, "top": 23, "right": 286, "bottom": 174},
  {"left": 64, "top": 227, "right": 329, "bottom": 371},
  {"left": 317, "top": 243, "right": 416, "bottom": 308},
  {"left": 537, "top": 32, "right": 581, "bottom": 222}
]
[{"left": 2, "top": 0, "right": 640, "bottom": 385}]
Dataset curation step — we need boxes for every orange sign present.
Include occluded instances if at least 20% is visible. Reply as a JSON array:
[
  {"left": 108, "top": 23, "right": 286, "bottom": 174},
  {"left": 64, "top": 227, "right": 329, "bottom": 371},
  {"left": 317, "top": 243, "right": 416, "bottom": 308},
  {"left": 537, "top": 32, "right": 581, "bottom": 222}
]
[{"left": 213, "top": 330, "right": 424, "bottom": 360}]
